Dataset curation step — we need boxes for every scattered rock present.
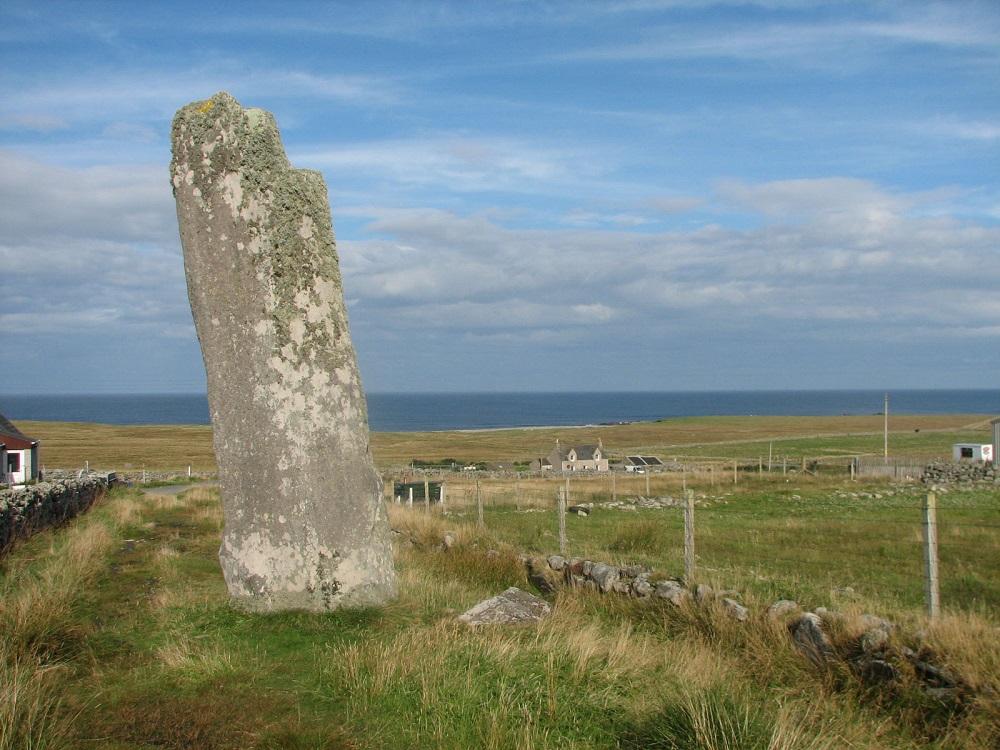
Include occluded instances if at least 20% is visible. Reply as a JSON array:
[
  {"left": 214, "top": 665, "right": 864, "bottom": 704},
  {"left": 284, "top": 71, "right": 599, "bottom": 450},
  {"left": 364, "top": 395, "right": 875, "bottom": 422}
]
[
  {"left": 722, "top": 598, "right": 749, "bottom": 622},
  {"left": 589, "top": 563, "right": 620, "bottom": 593},
  {"left": 655, "top": 581, "right": 690, "bottom": 606},
  {"left": 526, "top": 558, "right": 558, "bottom": 596},
  {"left": 458, "top": 587, "right": 552, "bottom": 627},
  {"left": 695, "top": 584, "right": 714, "bottom": 603},
  {"left": 485, "top": 549, "right": 499, "bottom": 559},
  {"left": 568, "top": 505, "right": 590, "bottom": 516},
  {"left": 860, "top": 628, "right": 890, "bottom": 654},
  {"left": 546, "top": 554, "right": 566, "bottom": 571},
  {"left": 631, "top": 578, "right": 653, "bottom": 598},
  {"left": 441, "top": 532, "right": 456, "bottom": 551},
  {"left": 767, "top": 600, "right": 799, "bottom": 619},
  {"left": 855, "top": 656, "right": 900, "bottom": 684},
  {"left": 790, "top": 613, "right": 836, "bottom": 666}
]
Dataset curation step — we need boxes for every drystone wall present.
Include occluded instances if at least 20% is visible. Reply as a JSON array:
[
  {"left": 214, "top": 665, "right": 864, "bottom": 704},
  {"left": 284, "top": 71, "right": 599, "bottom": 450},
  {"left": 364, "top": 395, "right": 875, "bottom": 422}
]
[
  {"left": 0, "top": 477, "right": 107, "bottom": 554},
  {"left": 922, "top": 461, "right": 998, "bottom": 484}
]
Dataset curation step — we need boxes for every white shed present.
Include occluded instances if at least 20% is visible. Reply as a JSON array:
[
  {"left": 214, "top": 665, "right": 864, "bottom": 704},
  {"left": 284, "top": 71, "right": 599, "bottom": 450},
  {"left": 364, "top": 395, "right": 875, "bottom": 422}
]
[{"left": 952, "top": 443, "right": 994, "bottom": 462}]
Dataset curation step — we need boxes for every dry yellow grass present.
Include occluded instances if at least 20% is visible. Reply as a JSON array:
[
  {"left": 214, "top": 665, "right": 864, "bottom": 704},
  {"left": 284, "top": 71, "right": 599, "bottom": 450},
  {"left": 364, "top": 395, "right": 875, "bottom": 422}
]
[{"left": 16, "top": 413, "right": 990, "bottom": 471}]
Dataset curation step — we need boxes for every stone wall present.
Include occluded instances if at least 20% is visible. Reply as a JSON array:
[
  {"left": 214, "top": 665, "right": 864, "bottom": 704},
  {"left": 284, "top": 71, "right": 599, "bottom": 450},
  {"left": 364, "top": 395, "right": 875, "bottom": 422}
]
[
  {"left": 922, "top": 461, "right": 998, "bottom": 484},
  {"left": 0, "top": 477, "right": 107, "bottom": 554}
]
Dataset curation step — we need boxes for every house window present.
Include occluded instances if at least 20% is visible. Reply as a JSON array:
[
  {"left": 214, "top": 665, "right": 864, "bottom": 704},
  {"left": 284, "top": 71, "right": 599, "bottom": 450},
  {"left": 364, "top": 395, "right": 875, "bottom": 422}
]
[
  {"left": 7, "top": 453, "right": 20, "bottom": 472},
  {"left": 960, "top": 447, "right": 974, "bottom": 458}
]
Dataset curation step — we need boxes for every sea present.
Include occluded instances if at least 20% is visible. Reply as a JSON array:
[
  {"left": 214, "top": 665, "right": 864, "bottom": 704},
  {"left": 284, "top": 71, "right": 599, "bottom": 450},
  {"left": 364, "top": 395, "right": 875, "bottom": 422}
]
[{"left": 0, "top": 390, "right": 996, "bottom": 432}]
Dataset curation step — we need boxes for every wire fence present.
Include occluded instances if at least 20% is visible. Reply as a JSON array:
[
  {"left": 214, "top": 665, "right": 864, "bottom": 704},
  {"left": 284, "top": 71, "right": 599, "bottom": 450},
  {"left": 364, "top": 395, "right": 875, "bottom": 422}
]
[{"left": 385, "top": 470, "right": 1000, "bottom": 617}]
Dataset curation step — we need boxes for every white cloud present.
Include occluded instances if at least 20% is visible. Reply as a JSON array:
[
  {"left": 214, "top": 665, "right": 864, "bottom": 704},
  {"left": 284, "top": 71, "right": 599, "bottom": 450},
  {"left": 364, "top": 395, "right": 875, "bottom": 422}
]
[{"left": 339, "top": 180, "right": 1000, "bottom": 340}]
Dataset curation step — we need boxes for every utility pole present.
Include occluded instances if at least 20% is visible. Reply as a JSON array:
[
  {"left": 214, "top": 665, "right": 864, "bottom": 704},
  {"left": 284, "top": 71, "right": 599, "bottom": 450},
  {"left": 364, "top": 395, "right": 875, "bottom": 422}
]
[{"left": 884, "top": 392, "right": 889, "bottom": 462}]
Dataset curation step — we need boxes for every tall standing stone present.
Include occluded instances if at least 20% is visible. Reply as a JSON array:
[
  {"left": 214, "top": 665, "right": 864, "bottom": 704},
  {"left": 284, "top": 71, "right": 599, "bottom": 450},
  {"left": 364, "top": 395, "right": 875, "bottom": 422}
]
[{"left": 170, "top": 92, "right": 396, "bottom": 611}]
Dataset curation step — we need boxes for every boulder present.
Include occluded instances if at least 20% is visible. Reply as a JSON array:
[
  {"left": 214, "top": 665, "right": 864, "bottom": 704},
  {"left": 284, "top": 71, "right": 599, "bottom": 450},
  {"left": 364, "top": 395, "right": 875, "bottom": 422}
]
[
  {"left": 722, "top": 598, "right": 749, "bottom": 622},
  {"left": 631, "top": 577, "right": 653, "bottom": 598},
  {"left": 458, "top": 587, "right": 552, "bottom": 627},
  {"left": 767, "top": 600, "right": 799, "bottom": 620},
  {"left": 655, "top": 580, "right": 690, "bottom": 606},
  {"left": 790, "top": 613, "right": 836, "bottom": 666},
  {"left": 589, "top": 563, "right": 620, "bottom": 593},
  {"left": 546, "top": 554, "right": 566, "bottom": 571}
]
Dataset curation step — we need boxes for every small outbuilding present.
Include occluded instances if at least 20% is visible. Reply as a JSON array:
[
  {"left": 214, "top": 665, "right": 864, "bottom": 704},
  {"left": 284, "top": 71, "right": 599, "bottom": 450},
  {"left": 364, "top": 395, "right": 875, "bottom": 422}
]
[
  {"left": 623, "top": 455, "right": 664, "bottom": 473},
  {"left": 0, "top": 412, "right": 40, "bottom": 485},
  {"left": 952, "top": 443, "right": 994, "bottom": 463}
]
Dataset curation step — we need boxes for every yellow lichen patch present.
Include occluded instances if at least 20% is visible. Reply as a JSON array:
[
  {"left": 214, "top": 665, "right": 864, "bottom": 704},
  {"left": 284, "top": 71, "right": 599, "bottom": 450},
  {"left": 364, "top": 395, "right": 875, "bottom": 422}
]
[{"left": 196, "top": 100, "right": 214, "bottom": 113}]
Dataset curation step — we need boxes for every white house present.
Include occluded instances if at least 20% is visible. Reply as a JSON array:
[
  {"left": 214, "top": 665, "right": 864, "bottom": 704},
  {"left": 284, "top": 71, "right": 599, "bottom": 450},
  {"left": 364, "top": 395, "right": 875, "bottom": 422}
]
[
  {"left": 544, "top": 440, "right": 609, "bottom": 472},
  {"left": 0, "top": 412, "right": 40, "bottom": 485},
  {"left": 952, "top": 443, "right": 994, "bottom": 463}
]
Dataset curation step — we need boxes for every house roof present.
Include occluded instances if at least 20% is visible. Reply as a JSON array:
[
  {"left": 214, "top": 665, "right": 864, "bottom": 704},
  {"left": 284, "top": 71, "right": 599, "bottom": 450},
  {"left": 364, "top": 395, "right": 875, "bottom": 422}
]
[
  {"left": 572, "top": 445, "right": 600, "bottom": 460},
  {"left": 0, "top": 412, "right": 37, "bottom": 450}
]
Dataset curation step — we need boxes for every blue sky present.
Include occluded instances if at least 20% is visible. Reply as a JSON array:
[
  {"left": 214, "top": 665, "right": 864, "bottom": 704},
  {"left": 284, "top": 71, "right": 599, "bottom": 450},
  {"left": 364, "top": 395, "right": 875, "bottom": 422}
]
[{"left": 1, "top": 1, "right": 998, "bottom": 393}]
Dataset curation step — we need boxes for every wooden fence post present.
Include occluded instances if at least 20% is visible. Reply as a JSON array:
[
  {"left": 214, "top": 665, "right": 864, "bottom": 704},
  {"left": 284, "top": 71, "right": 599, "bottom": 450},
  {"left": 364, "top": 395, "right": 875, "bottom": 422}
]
[
  {"left": 558, "top": 486, "right": 567, "bottom": 555},
  {"left": 564, "top": 475, "right": 570, "bottom": 507},
  {"left": 440, "top": 481, "right": 447, "bottom": 511},
  {"left": 477, "top": 478, "right": 484, "bottom": 528},
  {"left": 733, "top": 459, "right": 738, "bottom": 485},
  {"left": 611, "top": 471, "right": 617, "bottom": 502},
  {"left": 424, "top": 479, "right": 430, "bottom": 514},
  {"left": 407, "top": 486, "right": 413, "bottom": 507},
  {"left": 645, "top": 471, "right": 650, "bottom": 496},
  {"left": 768, "top": 442, "right": 773, "bottom": 472},
  {"left": 684, "top": 489, "right": 695, "bottom": 583},
  {"left": 515, "top": 478, "right": 520, "bottom": 510},
  {"left": 923, "top": 491, "right": 940, "bottom": 620}
]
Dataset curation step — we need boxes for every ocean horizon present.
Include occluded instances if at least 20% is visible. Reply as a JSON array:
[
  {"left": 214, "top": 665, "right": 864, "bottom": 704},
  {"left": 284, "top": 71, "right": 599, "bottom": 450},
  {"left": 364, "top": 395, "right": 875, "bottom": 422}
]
[{"left": 1, "top": 389, "right": 996, "bottom": 433}]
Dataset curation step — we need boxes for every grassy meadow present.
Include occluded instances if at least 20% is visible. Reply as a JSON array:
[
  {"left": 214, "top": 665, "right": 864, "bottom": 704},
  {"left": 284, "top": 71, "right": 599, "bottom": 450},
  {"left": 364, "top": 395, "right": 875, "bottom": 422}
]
[
  {"left": 4, "top": 413, "right": 998, "bottom": 748},
  {"left": 1, "top": 477, "right": 998, "bottom": 749},
  {"left": 15, "top": 413, "right": 995, "bottom": 472}
]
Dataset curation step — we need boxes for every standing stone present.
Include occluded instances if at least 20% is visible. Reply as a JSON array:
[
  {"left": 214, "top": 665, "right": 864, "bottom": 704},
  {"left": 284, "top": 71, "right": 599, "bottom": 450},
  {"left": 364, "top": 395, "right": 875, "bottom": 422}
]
[{"left": 170, "top": 92, "right": 395, "bottom": 611}]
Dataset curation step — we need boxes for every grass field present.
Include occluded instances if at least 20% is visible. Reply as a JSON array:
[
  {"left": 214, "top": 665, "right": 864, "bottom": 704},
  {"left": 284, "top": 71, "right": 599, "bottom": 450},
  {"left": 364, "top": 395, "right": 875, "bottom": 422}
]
[
  {"left": 15, "top": 413, "right": 995, "bottom": 472},
  {"left": 1, "top": 479, "right": 998, "bottom": 749}
]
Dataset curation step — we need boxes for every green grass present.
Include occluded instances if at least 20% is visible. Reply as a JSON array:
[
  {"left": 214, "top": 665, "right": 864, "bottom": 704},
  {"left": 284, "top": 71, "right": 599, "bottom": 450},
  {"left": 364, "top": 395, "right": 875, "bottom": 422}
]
[
  {"left": 1, "top": 481, "right": 998, "bottom": 749},
  {"left": 456, "top": 481, "right": 1000, "bottom": 615}
]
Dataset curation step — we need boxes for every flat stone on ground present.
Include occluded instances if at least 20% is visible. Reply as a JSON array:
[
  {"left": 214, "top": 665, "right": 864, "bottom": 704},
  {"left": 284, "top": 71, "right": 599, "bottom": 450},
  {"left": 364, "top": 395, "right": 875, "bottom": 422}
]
[{"left": 458, "top": 587, "right": 552, "bottom": 627}]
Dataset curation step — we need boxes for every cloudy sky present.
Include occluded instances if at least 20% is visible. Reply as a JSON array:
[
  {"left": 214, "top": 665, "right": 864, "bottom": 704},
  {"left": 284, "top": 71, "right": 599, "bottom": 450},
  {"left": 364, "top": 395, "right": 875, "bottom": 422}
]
[{"left": 1, "top": 1, "right": 998, "bottom": 394}]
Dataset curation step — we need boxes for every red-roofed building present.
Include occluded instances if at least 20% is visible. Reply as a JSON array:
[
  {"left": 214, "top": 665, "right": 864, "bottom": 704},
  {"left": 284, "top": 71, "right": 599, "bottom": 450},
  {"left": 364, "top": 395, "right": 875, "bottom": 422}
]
[{"left": 0, "top": 412, "right": 40, "bottom": 485}]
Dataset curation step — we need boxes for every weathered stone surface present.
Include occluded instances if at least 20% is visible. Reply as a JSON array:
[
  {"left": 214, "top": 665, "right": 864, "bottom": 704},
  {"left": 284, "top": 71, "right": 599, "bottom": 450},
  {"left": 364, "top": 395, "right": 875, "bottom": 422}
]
[
  {"left": 631, "top": 577, "right": 653, "bottom": 598},
  {"left": 589, "top": 563, "right": 619, "bottom": 593},
  {"left": 722, "top": 597, "right": 749, "bottom": 622},
  {"left": 695, "top": 583, "right": 714, "bottom": 602},
  {"left": 546, "top": 554, "right": 566, "bottom": 571},
  {"left": 654, "top": 580, "right": 690, "bottom": 606},
  {"left": 170, "top": 92, "right": 395, "bottom": 611},
  {"left": 441, "top": 532, "right": 456, "bottom": 551},
  {"left": 767, "top": 599, "right": 799, "bottom": 619},
  {"left": 860, "top": 627, "right": 890, "bottom": 654},
  {"left": 459, "top": 587, "right": 552, "bottom": 626},
  {"left": 790, "top": 613, "right": 836, "bottom": 666}
]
